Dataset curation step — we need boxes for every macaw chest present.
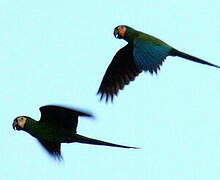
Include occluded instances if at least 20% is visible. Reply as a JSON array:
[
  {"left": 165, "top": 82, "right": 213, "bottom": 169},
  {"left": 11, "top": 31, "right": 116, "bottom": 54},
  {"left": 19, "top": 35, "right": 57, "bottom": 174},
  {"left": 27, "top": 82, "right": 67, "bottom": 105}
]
[{"left": 27, "top": 124, "right": 73, "bottom": 142}]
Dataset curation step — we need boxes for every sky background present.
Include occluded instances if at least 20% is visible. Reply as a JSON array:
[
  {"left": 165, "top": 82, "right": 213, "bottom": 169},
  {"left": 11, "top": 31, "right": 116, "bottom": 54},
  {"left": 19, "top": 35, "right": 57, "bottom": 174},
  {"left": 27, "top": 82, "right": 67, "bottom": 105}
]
[{"left": 1, "top": 0, "right": 220, "bottom": 179}]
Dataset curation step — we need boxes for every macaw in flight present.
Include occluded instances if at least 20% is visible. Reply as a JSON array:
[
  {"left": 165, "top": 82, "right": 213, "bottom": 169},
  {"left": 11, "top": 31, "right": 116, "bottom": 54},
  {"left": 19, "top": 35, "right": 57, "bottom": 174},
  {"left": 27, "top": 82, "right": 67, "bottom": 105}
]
[
  {"left": 97, "top": 25, "right": 220, "bottom": 102},
  {"left": 13, "top": 105, "right": 138, "bottom": 160}
]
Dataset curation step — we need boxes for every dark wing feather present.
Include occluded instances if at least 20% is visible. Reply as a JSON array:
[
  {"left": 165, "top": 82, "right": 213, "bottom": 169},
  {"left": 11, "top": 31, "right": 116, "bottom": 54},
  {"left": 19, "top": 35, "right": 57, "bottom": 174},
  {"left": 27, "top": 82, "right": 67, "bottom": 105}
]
[
  {"left": 39, "top": 105, "right": 93, "bottom": 132},
  {"left": 97, "top": 44, "right": 142, "bottom": 102},
  {"left": 38, "top": 140, "right": 62, "bottom": 160}
]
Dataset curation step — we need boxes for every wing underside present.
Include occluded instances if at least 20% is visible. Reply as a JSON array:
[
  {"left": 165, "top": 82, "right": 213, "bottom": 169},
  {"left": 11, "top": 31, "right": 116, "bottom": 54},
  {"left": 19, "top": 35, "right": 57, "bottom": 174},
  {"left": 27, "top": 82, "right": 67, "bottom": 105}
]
[{"left": 97, "top": 44, "right": 142, "bottom": 102}]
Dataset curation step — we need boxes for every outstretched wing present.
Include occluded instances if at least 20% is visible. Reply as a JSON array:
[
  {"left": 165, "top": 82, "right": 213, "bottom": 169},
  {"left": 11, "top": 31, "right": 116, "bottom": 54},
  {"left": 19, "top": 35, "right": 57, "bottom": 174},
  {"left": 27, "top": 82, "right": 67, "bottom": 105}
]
[
  {"left": 38, "top": 140, "right": 62, "bottom": 160},
  {"left": 39, "top": 105, "right": 93, "bottom": 132},
  {"left": 97, "top": 44, "right": 142, "bottom": 102},
  {"left": 133, "top": 39, "right": 172, "bottom": 74}
]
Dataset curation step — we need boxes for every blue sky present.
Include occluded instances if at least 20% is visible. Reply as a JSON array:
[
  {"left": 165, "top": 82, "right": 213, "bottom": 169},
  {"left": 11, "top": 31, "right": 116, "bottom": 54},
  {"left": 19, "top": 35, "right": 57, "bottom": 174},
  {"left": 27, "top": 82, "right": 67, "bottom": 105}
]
[{"left": 1, "top": 0, "right": 220, "bottom": 179}]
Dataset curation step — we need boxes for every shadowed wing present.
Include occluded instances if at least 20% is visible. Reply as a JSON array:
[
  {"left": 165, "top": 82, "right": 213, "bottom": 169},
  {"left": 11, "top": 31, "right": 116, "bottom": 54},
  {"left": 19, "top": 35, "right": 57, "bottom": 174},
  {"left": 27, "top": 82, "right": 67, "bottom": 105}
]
[
  {"left": 39, "top": 105, "right": 93, "bottom": 133},
  {"left": 97, "top": 44, "right": 142, "bottom": 102},
  {"left": 38, "top": 140, "right": 62, "bottom": 160}
]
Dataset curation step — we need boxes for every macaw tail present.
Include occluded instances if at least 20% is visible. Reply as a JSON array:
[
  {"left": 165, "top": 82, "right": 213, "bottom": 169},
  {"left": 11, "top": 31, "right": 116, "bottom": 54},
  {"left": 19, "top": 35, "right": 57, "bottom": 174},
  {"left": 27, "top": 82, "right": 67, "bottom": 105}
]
[
  {"left": 170, "top": 48, "right": 220, "bottom": 69},
  {"left": 74, "top": 134, "right": 139, "bottom": 149}
]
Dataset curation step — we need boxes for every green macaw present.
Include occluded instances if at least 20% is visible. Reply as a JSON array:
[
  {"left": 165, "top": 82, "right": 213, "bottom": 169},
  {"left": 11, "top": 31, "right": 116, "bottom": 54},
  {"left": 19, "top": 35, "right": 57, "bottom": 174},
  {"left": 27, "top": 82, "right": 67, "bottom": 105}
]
[
  {"left": 97, "top": 25, "right": 220, "bottom": 102},
  {"left": 13, "top": 105, "right": 138, "bottom": 160}
]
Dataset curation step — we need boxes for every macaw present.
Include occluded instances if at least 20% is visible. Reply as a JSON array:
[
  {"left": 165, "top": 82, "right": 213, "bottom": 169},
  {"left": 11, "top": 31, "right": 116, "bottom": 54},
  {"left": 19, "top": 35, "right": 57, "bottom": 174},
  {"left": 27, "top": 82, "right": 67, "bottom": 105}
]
[
  {"left": 97, "top": 25, "right": 220, "bottom": 102},
  {"left": 13, "top": 105, "right": 138, "bottom": 160}
]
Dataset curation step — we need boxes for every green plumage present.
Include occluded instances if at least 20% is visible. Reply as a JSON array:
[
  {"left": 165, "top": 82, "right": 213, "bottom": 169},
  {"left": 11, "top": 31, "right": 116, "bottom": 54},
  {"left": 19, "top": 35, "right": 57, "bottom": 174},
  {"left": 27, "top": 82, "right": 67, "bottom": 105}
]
[
  {"left": 124, "top": 26, "right": 169, "bottom": 47},
  {"left": 13, "top": 105, "right": 138, "bottom": 160},
  {"left": 24, "top": 118, "right": 72, "bottom": 143},
  {"left": 97, "top": 25, "right": 220, "bottom": 102}
]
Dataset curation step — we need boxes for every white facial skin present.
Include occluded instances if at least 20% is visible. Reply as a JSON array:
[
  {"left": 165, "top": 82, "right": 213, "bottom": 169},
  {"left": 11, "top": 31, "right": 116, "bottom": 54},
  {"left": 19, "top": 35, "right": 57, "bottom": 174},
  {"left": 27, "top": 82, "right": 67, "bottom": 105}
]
[{"left": 16, "top": 116, "right": 27, "bottom": 129}]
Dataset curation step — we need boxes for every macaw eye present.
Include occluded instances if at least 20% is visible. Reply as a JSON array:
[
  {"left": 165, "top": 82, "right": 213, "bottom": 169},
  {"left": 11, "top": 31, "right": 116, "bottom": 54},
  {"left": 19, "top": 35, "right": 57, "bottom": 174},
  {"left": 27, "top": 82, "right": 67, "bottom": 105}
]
[{"left": 18, "top": 117, "right": 24, "bottom": 122}]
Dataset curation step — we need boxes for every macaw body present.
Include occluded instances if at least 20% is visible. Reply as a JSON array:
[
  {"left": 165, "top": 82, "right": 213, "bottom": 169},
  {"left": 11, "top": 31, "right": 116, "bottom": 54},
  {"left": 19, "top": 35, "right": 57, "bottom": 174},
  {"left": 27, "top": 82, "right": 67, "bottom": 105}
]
[
  {"left": 22, "top": 117, "right": 133, "bottom": 146},
  {"left": 13, "top": 105, "right": 137, "bottom": 160},
  {"left": 97, "top": 25, "right": 220, "bottom": 102},
  {"left": 22, "top": 118, "right": 73, "bottom": 143}
]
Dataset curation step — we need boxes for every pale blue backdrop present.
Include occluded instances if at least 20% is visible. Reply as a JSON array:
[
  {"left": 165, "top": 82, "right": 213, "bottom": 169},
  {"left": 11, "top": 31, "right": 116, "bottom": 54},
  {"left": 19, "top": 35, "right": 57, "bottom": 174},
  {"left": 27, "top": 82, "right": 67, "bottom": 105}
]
[{"left": 1, "top": 0, "right": 220, "bottom": 179}]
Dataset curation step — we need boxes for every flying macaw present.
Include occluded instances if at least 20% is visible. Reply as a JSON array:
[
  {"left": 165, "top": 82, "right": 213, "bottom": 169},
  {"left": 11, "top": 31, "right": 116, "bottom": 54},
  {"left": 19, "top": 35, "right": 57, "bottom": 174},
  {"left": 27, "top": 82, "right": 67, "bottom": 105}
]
[
  {"left": 97, "top": 25, "right": 220, "bottom": 102},
  {"left": 13, "top": 105, "right": 138, "bottom": 160}
]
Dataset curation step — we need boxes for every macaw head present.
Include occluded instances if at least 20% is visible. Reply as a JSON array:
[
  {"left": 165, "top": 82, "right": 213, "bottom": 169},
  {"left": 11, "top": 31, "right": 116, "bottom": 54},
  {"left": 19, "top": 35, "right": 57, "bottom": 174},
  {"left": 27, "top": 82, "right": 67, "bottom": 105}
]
[
  {"left": 113, "top": 25, "right": 134, "bottom": 39},
  {"left": 12, "top": 116, "right": 29, "bottom": 130}
]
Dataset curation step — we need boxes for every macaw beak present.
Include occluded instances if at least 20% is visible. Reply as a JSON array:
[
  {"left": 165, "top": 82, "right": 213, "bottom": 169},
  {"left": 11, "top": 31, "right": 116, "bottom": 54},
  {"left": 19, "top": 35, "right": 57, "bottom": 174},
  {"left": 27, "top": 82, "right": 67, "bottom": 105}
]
[
  {"left": 113, "top": 28, "right": 119, "bottom": 38},
  {"left": 12, "top": 119, "right": 18, "bottom": 130}
]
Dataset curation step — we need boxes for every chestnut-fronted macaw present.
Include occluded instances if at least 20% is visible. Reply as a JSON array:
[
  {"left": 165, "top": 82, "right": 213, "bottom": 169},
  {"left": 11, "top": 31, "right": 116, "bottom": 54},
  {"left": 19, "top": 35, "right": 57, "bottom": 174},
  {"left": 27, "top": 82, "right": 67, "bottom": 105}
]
[{"left": 97, "top": 25, "right": 220, "bottom": 102}]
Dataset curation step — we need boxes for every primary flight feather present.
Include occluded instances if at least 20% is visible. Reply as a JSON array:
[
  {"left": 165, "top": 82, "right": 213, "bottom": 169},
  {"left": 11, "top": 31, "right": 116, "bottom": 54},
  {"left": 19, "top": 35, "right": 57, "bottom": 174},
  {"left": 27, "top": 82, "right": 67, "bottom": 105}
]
[{"left": 97, "top": 25, "right": 220, "bottom": 102}]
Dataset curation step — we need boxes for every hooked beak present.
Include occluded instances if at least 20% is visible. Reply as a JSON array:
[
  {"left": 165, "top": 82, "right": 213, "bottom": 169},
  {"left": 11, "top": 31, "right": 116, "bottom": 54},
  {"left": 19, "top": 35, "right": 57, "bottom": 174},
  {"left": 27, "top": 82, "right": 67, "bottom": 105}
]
[
  {"left": 113, "top": 28, "right": 119, "bottom": 38},
  {"left": 12, "top": 119, "right": 18, "bottom": 130}
]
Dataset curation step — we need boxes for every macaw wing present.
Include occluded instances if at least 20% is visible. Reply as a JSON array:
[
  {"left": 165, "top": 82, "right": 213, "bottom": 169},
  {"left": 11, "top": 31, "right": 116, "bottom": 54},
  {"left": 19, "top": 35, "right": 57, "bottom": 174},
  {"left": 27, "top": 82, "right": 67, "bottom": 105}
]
[
  {"left": 133, "top": 40, "right": 172, "bottom": 74},
  {"left": 39, "top": 105, "right": 93, "bottom": 132},
  {"left": 97, "top": 44, "right": 142, "bottom": 102},
  {"left": 38, "top": 140, "right": 62, "bottom": 160}
]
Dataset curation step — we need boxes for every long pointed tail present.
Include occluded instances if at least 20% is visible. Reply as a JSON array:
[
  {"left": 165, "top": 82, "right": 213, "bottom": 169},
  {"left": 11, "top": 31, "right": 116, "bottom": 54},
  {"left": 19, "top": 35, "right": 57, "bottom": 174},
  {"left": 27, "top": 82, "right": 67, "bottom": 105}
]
[
  {"left": 74, "top": 134, "right": 139, "bottom": 149},
  {"left": 169, "top": 49, "right": 220, "bottom": 69}
]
